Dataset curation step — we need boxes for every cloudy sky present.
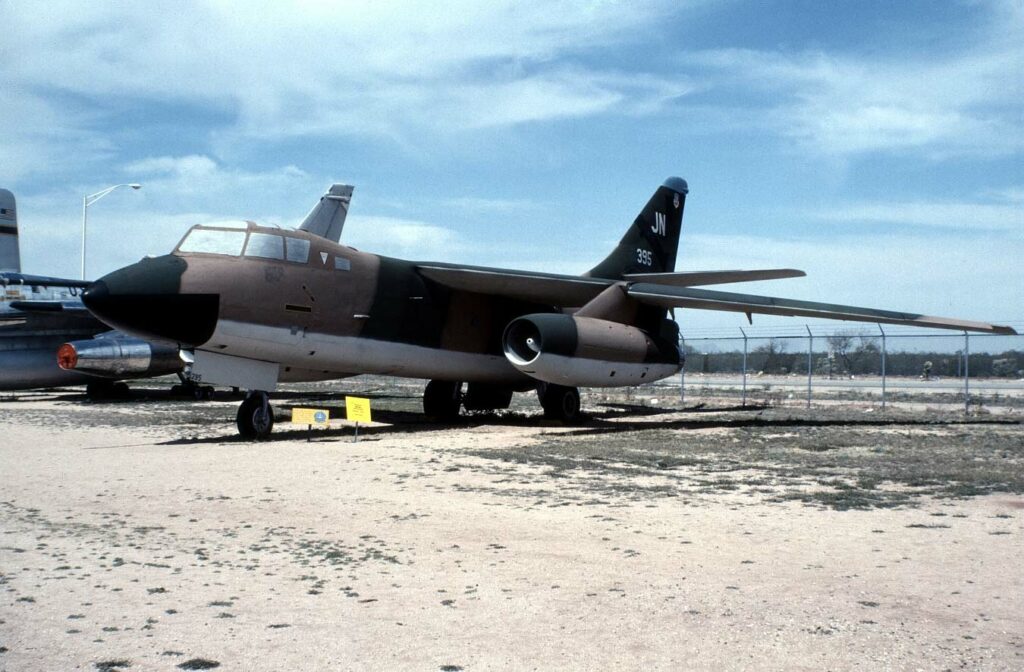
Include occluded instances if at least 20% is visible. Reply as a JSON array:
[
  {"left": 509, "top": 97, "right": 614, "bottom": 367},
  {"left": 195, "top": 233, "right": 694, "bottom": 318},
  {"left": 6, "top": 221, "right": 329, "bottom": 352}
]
[{"left": 2, "top": 0, "right": 1021, "bottom": 333}]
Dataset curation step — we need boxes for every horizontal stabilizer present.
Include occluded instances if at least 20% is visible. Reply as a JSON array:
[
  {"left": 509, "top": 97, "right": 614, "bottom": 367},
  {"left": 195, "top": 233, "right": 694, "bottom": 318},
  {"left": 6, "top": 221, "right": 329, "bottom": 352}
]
[
  {"left": 627, "top": 284, "right": 1017, "bottom": 334},
  {"left": 623, "top": 269, "right": 805, "bottom": 286}
]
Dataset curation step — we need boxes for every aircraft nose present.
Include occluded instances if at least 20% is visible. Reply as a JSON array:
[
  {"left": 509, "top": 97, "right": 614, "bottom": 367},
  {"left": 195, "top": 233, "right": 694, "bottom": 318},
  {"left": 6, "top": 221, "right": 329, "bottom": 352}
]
[{"left": 82, "top": 255, "right": 219, "bottom": 347}]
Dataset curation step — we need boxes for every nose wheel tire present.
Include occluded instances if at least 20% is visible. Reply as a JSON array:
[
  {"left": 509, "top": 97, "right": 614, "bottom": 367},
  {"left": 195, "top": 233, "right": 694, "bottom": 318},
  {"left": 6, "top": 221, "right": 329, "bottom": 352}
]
[
  {"left": 237, "top": 393, "right": 274, "bottom": 440},
  {"left": 539, "top": 384, "right": 581, "bottom": 423},
  {"left": 423, "top": 380, "right": 462, "bottom": 421}
]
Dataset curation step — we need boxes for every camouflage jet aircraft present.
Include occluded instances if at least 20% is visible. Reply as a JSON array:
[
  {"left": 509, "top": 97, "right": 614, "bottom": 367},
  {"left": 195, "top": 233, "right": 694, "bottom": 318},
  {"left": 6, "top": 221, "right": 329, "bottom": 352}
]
[{"left": 72, "top": 178, "right": 1015, "bottom": 438}]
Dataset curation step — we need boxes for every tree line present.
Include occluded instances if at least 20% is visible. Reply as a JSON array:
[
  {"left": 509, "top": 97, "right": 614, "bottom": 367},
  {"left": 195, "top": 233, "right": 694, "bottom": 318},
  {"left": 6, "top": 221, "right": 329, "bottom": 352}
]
[{"left": 684, "top": 334, "right": 1022, "bottom": 378}]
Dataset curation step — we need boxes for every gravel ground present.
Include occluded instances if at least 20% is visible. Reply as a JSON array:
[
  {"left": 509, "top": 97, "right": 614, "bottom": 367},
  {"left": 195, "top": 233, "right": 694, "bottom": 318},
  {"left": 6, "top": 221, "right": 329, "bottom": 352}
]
[{"left": 1, "top": 381, "right": 1022, "bottom": 671}]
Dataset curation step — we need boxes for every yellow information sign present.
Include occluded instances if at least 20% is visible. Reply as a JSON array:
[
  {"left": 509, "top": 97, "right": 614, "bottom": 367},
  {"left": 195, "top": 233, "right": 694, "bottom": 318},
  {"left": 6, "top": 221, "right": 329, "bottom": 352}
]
[
  {"left": 345, "top": 396, "right": 372, "bottom": 423},
  {"left": 292, "top": 407, "right": 330, "bottom": 426}
]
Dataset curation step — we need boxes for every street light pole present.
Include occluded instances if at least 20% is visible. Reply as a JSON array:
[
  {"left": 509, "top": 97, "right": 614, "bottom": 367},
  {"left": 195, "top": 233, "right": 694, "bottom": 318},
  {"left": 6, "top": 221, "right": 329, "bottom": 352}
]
[{"left": 81, "top": 183, "right": 142, "bottom": 280}]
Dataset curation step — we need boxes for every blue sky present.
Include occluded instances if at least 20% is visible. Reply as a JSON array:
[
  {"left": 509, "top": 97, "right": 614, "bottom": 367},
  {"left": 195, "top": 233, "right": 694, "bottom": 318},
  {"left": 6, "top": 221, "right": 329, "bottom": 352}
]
[{"left": 2, "top": 0, "right": 1021, "bottom": 333}]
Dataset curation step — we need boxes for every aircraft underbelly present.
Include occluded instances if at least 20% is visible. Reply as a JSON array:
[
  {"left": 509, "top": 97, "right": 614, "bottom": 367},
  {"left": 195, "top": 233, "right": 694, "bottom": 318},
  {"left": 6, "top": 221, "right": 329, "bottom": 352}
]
[{"left": 206, "top": 320, "right": 525, "bottom": 384}]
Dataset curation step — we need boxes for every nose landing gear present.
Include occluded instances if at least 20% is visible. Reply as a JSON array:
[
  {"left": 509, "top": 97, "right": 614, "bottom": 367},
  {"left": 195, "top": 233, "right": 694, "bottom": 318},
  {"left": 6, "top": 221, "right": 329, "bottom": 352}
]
[{"left": 237, "top": 391, "right": 274, "bottom": 439}]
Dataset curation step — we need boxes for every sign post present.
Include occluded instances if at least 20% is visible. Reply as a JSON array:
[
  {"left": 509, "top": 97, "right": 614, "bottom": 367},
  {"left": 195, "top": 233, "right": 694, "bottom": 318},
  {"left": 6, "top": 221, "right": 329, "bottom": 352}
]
[
  {"left": 291, "top": 407, "right": 330, "bottom": 441},
  {"left": 345, "top": 396, "right": 372, "bottom": 442}
]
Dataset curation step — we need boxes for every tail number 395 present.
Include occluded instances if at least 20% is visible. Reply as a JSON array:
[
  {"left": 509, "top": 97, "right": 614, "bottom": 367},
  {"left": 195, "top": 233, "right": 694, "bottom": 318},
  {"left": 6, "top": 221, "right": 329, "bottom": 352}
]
[{"left": 636, "top": 248, "right": 653, "bottom": 266}]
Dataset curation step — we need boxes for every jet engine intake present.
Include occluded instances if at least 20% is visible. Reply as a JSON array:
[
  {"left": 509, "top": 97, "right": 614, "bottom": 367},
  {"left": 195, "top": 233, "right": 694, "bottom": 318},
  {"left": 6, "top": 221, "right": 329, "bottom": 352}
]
[
  {"left": 502, "top": 314, "right": 681, "bottom": 387},
  {"left": 57, "top": 336, "right": 184, "bottom": 378}
]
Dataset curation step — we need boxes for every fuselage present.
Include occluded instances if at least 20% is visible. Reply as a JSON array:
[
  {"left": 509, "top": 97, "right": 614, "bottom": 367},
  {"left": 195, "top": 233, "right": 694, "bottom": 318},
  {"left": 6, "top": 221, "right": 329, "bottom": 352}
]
[{"left": 83, "top": 221, "right": 566, "bottom": 387}]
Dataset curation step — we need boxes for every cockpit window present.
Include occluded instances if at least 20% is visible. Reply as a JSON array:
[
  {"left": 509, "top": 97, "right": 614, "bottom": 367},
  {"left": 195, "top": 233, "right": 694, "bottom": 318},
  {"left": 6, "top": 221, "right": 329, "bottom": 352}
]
[
  {"left": 178, "top": 228, "right": 247, "bottom": 256},
  {"left": 244, "top": 232, "right": 284, "bottom": 260},
  {"left": 285, "top": 237, "right": 310, "bottom": 264}
]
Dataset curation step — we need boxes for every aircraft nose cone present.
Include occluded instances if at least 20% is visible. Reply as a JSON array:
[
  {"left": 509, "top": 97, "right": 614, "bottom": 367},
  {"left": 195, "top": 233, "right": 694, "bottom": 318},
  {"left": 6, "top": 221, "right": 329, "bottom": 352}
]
[{"left": 83, "top": 255, "right": 219, "bottom": 347}]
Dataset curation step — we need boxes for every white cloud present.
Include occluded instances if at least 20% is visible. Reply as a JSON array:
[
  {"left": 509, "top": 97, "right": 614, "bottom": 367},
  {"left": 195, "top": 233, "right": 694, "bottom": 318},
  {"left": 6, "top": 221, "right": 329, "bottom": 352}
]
[
  {"left": 981, "top": 186, "right": 1024, "bottom": 204},
  {"left": 12, "top": 155, "right": 322, "bottom": 278},
  {"left": 0, "top": 1, "right": 687, "bottom": 144},
  {"left": 441, "top": 196, "right": 540, "bottom": 214},
  {"left": 811, "top": 201, "right": 1024, "bottom": 232},
  {"left": 686, "top": 6, "right": 1024, "bottom": 159},
  {"left": 0, "top": 86, "right": 115, "bottom": 182},
  {"left": 124, "top": 155, "right": 220, "bottom": 178},
  {"left": 6, "top": 0, "right": 1016, "bottom": 172},
  {"left": 344, "top": 216, "right": 466, "bottom": 261},
  {"left": 117, "top": 154, "right": 313, "bottom": 211}
]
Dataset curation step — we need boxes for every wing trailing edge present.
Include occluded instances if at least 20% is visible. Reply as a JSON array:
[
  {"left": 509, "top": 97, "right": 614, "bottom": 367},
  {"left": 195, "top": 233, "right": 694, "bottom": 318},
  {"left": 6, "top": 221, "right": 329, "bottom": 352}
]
[
  {"left": 623, "top": 269, "right": 805, "bottom": 286},
  {"left": 627, "top": 284, "right": 1017, "bottom": 334}
]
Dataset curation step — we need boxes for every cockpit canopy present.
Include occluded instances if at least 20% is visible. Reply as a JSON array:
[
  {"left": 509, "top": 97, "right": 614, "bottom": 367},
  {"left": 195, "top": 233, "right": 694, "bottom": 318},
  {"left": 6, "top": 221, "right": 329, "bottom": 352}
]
[{"left": 175, "top": 222, "right": 310, "bottom": 264}]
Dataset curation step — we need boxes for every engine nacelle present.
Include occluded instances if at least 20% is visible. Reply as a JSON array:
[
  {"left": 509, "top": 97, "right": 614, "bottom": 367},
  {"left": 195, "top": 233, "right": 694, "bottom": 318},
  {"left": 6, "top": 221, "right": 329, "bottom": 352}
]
[
  {"left": 57, "top": 336, "right": 183, "bottom": 378},
  {"left": 502, "top": 314, "right": 681, "bottom": 387}
]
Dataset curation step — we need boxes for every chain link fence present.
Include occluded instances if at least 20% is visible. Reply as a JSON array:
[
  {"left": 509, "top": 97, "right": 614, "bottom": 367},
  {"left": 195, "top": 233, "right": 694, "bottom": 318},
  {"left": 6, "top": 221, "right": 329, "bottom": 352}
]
[{"left": 655, "top": 325, "right": 1024, "bottom": 414}]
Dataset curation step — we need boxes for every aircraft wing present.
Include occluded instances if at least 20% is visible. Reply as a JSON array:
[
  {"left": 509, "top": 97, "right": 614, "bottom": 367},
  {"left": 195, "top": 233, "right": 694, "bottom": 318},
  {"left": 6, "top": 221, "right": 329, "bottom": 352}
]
[
  {"left": 418, "top": 266, "right": 806, "bottom": 305},
  {"left": 0, "top": 299, "right": 105, "bottom": 337},
  {"left": 0, "top": 272, "right": 91, "bottom": 289},
  {"left": 417, "top": 264, "right": 610, "bottom": 305},
  {"left": 623, "top": 269, "right": 805, "bottom": 286},
  {"left": 627, "top": 284, "right": 1017, "bottom": 334},
  {"left": 8, "top": 300, "right": 96, "bottom": 317}
]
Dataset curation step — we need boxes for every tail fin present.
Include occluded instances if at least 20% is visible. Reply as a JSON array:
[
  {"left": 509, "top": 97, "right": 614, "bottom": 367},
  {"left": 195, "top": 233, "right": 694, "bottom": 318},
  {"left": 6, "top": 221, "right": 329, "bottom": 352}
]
[
  {"left": 298, "top": 183, "right": 354, "bottom": 243},
  {"left": 0, "top": 188, "right": 20, "bottom": 272},
  {"left": 586, "top": 177, "right": 687, "bottom": 279}
]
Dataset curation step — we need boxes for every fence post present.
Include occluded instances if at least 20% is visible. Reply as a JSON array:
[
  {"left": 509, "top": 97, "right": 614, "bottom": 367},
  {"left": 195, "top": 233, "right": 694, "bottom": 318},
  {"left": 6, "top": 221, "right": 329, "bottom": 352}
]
[
  {"left": 806, "top": 325, "right": 813, "bottom": 408},
  {"left": 963, "top": 331, "right": 969, "bottom": 414},
  {"left": 679, "top": 333, "right": 685, "bottom": 404},
  {"left": 878, "top": 324, "right": 886, "bottom": 410},
  {"left": 740, "top": 327, "right": 748, "bottom": 407}
]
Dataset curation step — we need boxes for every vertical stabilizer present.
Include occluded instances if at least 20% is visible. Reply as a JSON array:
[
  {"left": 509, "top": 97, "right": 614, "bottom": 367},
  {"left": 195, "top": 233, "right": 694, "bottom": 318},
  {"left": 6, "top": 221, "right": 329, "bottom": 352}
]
[
  {"left": 298, "top": 183, "right": 354, "bottom": 243},
  {"left": 586, "top": 177, "right": 687, "bottom": 279},
  {"left": 0, "top": 189, "right": 20, "bottom": 272}
]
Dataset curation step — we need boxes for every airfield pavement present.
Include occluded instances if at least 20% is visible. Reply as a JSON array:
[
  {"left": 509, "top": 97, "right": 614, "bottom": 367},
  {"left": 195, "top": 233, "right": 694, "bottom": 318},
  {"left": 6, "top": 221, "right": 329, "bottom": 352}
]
[{"left": 1, "top": 380, "right": 1022, "bottom": 671}]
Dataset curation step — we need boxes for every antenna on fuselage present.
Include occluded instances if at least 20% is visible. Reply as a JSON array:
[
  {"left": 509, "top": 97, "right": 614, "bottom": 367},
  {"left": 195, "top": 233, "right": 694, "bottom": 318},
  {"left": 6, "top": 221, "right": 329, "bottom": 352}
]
[{"left": 298, "top": 183, "right": 354, "bottom": 243}]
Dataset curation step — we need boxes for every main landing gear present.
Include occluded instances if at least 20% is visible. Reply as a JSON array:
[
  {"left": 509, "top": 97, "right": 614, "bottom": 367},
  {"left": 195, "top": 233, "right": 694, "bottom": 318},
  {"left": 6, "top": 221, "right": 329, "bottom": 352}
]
[
  {"left": 538, "top": 383, "right": 581, "bottom": 423},
  {"left": 421, "top": 379, "right": 582, "bottom": 423},
  {"left": 423, "top": 380, "right": 462, "bottom": 421},
  {"left": 237, "top": 391, "right": 274, "bottom": 440},
  {"left": 422, "top": 381, "right": 517, "bottom": 421}
]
